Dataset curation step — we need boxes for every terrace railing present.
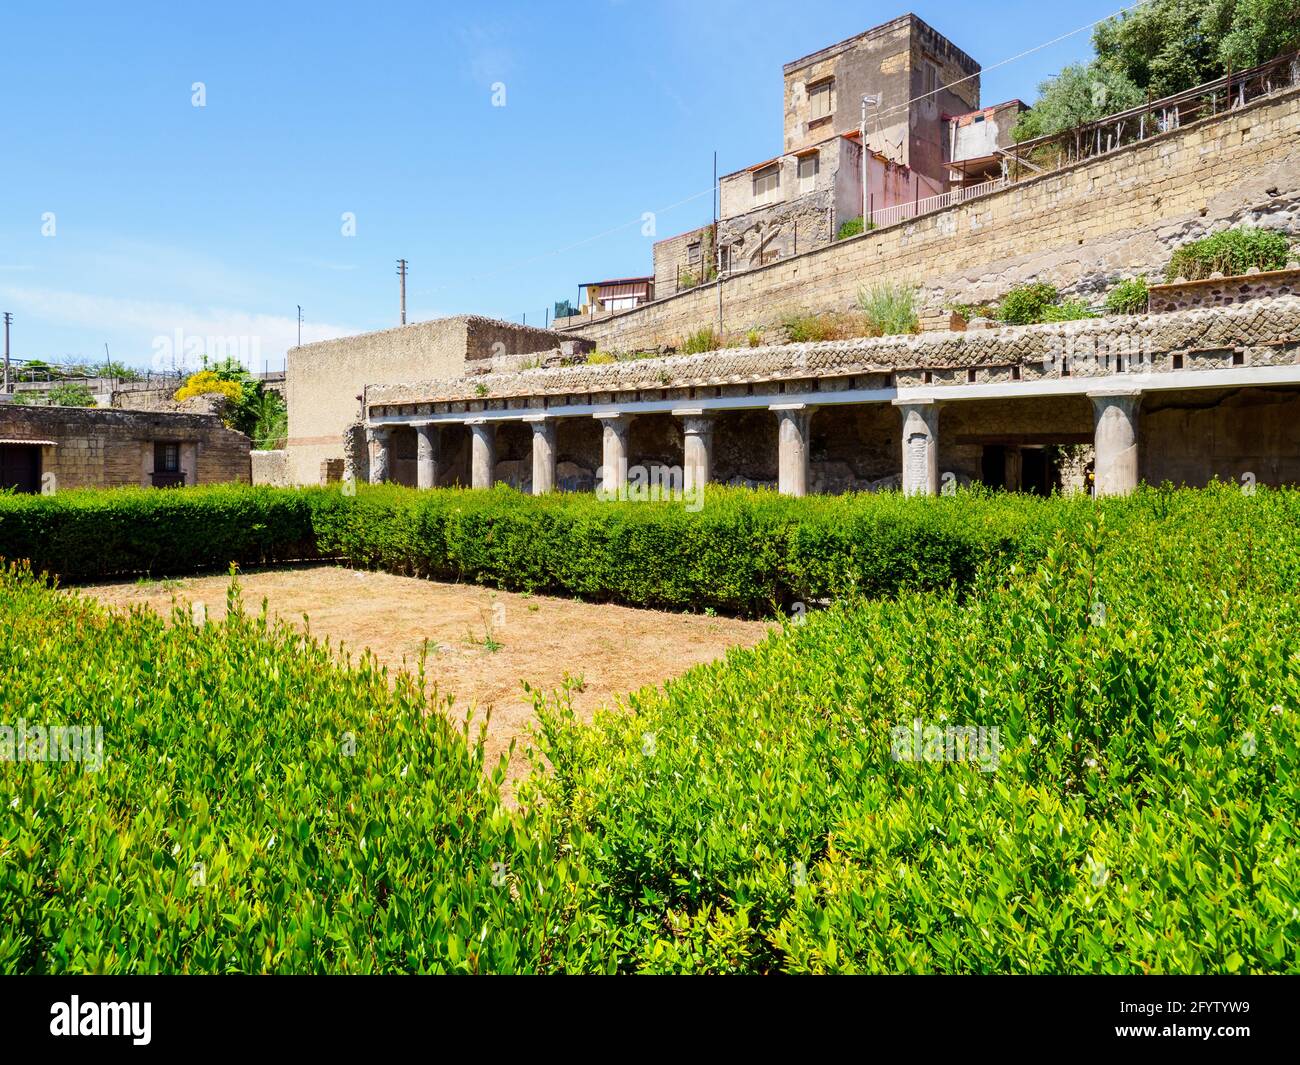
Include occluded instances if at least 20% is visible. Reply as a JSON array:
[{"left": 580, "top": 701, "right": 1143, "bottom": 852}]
[
  {"left": 868, "top": 177, "right": 1009, "bottom": 229},
  {"left": 866, "top": 50, "right": 1300, "bottom": 233},
  {"left": 1005, "top": 50, "right": 1300, "bottom": 177}
]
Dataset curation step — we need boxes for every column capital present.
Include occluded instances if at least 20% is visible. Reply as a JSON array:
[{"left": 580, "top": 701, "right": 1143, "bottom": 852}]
[
  {"left": 522, "top": 413, "right": 554, "bottom": 424},
  {"left": 1086, "top": 388, "right": 1143, "bottom": 400},
  {"left": 593, "top": 410, "right": 630, "bottom": 422},
  {"left": 769, "top": 402, "right": 809, "bottom": 412},
  {"left": 464, "top": 417, "right": 489, "bottom": 426},
  {"left": 891, "top": 397, "right": 938, "bottom": 408}
]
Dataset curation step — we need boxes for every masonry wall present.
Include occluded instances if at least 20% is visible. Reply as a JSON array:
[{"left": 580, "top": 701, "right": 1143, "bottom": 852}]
[
  {"left": 653, "top": 225, "right": 715, "bottom": 298},
  {"left": 1141, "top": 385, "right": 1300, "bottom": 486},
  {"left": 286, "top": 315, "right": 567, "bottom": 485},
  {"left": 0, "top": 405, "right": 250, "bottom": 491},
  {"left": 782, "top": 14, "right": 979, "bottom": 174},
  {"left": 250, "top": 449, "right": 291, "bottom": 486},
  {"left": 558, "top": 87, "right": 1300, "bottom": 354}
]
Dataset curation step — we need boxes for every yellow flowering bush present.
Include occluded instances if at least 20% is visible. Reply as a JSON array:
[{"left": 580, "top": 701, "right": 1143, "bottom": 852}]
[{"left": 174, "top": 370, "right": 243, "bottom": 404}]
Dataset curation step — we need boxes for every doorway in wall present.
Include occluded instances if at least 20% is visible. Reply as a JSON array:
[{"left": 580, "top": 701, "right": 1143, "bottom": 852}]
[{"left": 0, "top": 444, "right": 41, "bottom": 493}]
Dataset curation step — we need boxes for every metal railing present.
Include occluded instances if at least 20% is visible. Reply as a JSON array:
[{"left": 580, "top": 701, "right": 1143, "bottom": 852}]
[
  {"left": 868, "top": 177, "right": 1009, "bottom": 229},
  {"left": 1005, "top": 50, "right": 1300, "bottom": 176},
  {"left": 863, "top": 51, "right": 1299, "bottom": 233}
]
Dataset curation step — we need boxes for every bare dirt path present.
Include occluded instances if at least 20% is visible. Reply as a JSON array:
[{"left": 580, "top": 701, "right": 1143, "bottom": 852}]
[{"left": 77, "top": 565, "right": 773, "bottom": 788}]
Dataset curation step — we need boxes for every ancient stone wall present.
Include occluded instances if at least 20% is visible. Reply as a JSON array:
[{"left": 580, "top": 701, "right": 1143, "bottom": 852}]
[
  {"left": 1148, "top": 267, "right": 1300, "bottom": 313},
  {"left": 369, "top": 297, "right": 1300, "bottom": 411},
  {"left": 286, "top": 314, "right": 568, "bottom": 485},
  {"left": 555, "top": 86, "right": 1300, "bottom": 354},
  {"left": 0, "top": 405, "right": 250, "bottom": 491},
  {"left": 250, "top": 449, "right": 290, "bottom": 487}
]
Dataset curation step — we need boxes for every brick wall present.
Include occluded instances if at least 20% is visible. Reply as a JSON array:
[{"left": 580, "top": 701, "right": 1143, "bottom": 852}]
[{"left": 557, "top": 86, "right": 1300, "bottom": 353}]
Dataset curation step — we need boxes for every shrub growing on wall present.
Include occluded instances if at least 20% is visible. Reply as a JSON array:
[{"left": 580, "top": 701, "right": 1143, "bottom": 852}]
[
  {"left": 682, "top": 327, "right": 718, "bottom": 354},
  {"left": 1104, "top": 277, "right": 1149, "bottom": 314},
  {"left": 1165, "top": 227, "right": 1292, "bottom": 281},
  {"left": 857, "top": 283, "right": 919, "bottom": 335},
  {"left": 996, "top": 282, "right": 1062, "bottom": 324}
]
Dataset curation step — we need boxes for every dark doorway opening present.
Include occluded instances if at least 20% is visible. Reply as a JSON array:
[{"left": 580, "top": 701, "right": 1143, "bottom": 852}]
[
  {"left": 1021, "top": 447, "right": 1057, "bottom": 496},
  {"left": 980, "top": 445, "right": 1007, "bottom": 490},
  {"left": 0, "top": 444, "right": 41, "bottom": 494}
]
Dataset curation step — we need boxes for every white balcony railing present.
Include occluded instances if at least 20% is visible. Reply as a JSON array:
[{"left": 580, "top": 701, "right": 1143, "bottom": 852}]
[{"left": 868, "top": 177, "right": 1008, "bottom": 230}]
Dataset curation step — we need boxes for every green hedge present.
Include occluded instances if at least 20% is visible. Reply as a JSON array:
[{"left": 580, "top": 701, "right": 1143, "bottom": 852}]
[
  {"left": 0, "top": 561, "right": 607, "bottom": 973},
  {"left": 0, "top": 486, "right": 323, "bottom": 583},
  {"left": 2, "top": 483, "right": 1077, "bottom": 614},
  {"left": 3, "top": 486, "right": 1298, "bottom": 972},
  {"left": 526, "top": 485, "right": 1300, "bottom": 972},
  {"left": 306, "top": 484, "right": 1086, "bottom": 614}
]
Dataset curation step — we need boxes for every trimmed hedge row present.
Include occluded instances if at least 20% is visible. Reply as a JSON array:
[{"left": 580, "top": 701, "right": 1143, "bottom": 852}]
[
  {"left": 1, "top": 483, "right": 1088, "bottom": 613},
  {"left": 0, "top": 486, "right": 322, "bottom": 583},
  {"left": 3, "top": 486, "right": 1298, "bottom": 971}
]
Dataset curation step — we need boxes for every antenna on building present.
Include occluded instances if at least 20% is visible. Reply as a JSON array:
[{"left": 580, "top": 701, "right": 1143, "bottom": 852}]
[
  {"left": 297, "top": 305, "right": 303, "bottom": 347},
  {"left": 3, "top": 312, "right": 11, "bottom": 394},
  {"left": 396, "top": 259, "right": 409, "bottom": 325}
]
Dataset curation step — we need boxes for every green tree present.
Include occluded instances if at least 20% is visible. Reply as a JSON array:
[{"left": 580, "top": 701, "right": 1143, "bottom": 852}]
[
  {"left": 1093, "top": 0, "right": 1300, "bottom": 99},
  {"left": 1216, "top": 0, "right": 1300, "bottom": 69},
  {"left": 1013, "top": 62, "right": 1144, "bottom": 140}
]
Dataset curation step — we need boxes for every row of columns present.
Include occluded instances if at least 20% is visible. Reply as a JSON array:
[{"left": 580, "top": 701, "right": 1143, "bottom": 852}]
[{"left": 366, "top": 389, "right": 1143, "bottom": 498}]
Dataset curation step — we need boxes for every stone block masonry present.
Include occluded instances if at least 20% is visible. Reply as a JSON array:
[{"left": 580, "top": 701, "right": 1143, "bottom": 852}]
[
  {"left": 285, "top": 314, "right": 570, "bottom": 486},
  {"left": 556, "top": 86, "right": 1300, "bottom": 354},
  {"left": 0, "top": 405, "right": 251, "bottom": 491}
]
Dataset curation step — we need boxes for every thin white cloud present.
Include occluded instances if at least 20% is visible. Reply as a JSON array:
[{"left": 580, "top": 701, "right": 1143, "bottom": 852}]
[{"left": 0, "top": 285, "right": 357, "bottom": 372}]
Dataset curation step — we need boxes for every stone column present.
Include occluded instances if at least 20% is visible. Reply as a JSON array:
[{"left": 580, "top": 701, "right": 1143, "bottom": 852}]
[
  {"left": 366, "top": 426, "right": 390, "bottom": 484},
  {"left": 1089, "top": 390, "right": 1142, "bottom": 497},
  {"left": 674, "top": 409, "right": 714, "bottom": 495},
  {"left": 772, "top": 404, "right": 811, "bottom": 497},
  {"left": 525, "top": 415, "right": 557, "bottom": 495},
  {"left": 596, "top": 413, "right": 630, "bottom": 499},
  {"left": 894, "top": 400, "right": 939, "bottom": 496},
  {"left": 467, "top": 420, "right": 496, "bottom": 490},
  {"left": 414, "top": 424, "right": 439, "bottom": 489}
]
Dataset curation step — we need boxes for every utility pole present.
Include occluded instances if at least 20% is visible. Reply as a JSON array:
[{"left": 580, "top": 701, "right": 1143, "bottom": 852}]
[
  {"left": 297, "top": 305, "right": 303, "bottom": 347},
  {"left": 3, "top": 312, "right": 11, "bottom": 394},
  {"left": 396, "top": 259, "right": 408, "bottom": 325},
  {"left": 860, "top": 93, "right": 881, "bottom": 224},
  {"left": 104, "top": 342, "right": 111, "bottom": 379}
]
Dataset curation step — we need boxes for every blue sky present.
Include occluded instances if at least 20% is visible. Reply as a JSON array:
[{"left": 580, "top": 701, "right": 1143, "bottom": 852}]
[{"left": 0, "top": 0, "right": 1122, "bottom": 371}]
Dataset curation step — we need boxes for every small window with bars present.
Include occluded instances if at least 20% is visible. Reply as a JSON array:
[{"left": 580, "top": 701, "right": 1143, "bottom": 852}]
[{"left": 155, "top": 442, "right": 180, "bottom": 473}]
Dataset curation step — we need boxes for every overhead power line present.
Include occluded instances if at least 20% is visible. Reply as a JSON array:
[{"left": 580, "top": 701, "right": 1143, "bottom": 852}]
[{"left": 423, "top": 1, "right": 1152, "bottom": 297}]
